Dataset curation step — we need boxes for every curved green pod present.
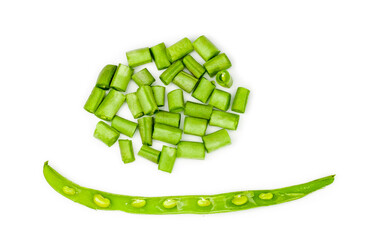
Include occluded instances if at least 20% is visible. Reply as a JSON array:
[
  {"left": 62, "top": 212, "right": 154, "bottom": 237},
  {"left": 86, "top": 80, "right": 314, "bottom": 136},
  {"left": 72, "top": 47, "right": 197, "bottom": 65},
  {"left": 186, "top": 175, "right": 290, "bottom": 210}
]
[{"left": 43, "top": 161, "right": 334, "bottom": 214}]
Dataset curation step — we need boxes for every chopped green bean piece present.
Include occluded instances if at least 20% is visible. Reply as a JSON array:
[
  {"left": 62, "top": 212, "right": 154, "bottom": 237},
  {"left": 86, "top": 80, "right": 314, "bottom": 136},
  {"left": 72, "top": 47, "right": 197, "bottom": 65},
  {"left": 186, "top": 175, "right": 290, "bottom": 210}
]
[
  {"left": 93, "top": 121, "right": 120, "bottom": 147},
  {"left": 183, "top": 117, "right": 208, "bottom": 136},
  {"left": 184, "top": 101, "right": 213, "bottom": 119},
  {"left": 158, "top": 145, "right": 177, "bottom": 173},
  {"left": 172, "top": 71, "right": 199, "bottom": 93},
  {"left": 168, "top": 89, "right": 185, "bottom": 113},
  {"left": 202, "top": 129, "right": 231, "bottom": 153},
  {"left": 95, "top": 65, "right": 117, "bottom": 90},
  {"left": 136, "top": 86, "right": 158, "bottom": 115},
  {"left": 191, "top": 77, "right": 215, "bottom": 103},
  {"left": 126, "top": 47, "right": 152, "bottom": 67},
  {"left": 159, "top": 61, "right": 184, "bottom": 85},
  {"left": 193, "top": 35, "right": 220, "bottom": 61},
  {"left": 94, "top": 89, "right": 125, "bottom": 121},
  {"left": 166, "top": 37, "right": 193, "bottom": 62},
  {"left": 126, "top": 92, "right": 144, "bottom": 119},
  {"left": 132, "top": 68, "right": 155, "bottom": 86},
  {"left": 208, "top": 89, "right": 231, "bottom": 111},
  {"left": 152, "top": 123, "right": 182, "bottom": 145},
  {"left": 138, "top": 117, "right": 153, "bottom": 146},
  {"left": 204, "top": 53, "right": 232, "bottom": 77},
  {"left": 209, "top": 110, "right": 239, "bottom": 130},
  {"left": 155, "top": 111, "right": 181, "bottom": 128},
  {"left": 84, "top": 87, "right": 105, "bottom": 113},
  {"left": 150, "top": 42, "right": 171, "bottom": 70},
  {"left": 183, "top": 55, "right": 206, "bottom": 79},
  {"left": 152, "top": 86, "right": 165, "bottom": 107},
  {"left": 232, "top": 87, "right": 250, "bottom": 113},
  {"left": 215, "top": 70, "right": 233, "bottom": 88},
  {"left": 177, "top": 141, "right": 205, "bottom": 160},
  {"left": 111, "top": 116, "right": 138, "bottom": 138},
  {"left": 138, "top": 145, "right": 161, "bottom": 163},
  {"left": 118, "top": 139, "right": 135, "bottom": 164},
  {"left": 110, "top": 64, "right": 133, "bottom": 92}
]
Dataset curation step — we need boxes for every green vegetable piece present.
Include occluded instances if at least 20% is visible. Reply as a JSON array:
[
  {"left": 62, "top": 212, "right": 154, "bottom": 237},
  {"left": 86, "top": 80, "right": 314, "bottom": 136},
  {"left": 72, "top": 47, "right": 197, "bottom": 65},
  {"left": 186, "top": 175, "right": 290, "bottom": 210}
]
[
  {"left": 118, "top": 139, "right": 135, "bottom": 164},
  {"left": 209, "top": 110, "right": 240, "bottom": 130},
  {"left": 126, "top": 92, "right": 144, "bottom": 119},
  {"left": 150, "top": 42, "right": 171, "bottom": 70},
  {"left": 208, "top": 89, "right": 231, "bottom": 111},
  {"left": 172, "top": 71, "right": 199, "bottom": 93},
  {"left": 259, "top": 193, "right": 274, "bottom": 200},
  {"left": 137, "top": 117, "right": 153, "bottom": 146},
  {"left": 111, "top": 116, "right": 138, "bottom": 138},
  {"left": 126, "top": 47, "right": 152, "bottom": 67},
  {"left": 84, "top": 87, "right": 105, "bottom": 113},
  {"left": 95, "top": 65, "right": 117, "bottom": 90},
  {"left": 163, "top": 199, "right": 177, "bottom": 208},
  {"left": 152, "top": 86, "right": 165, "bottom": 107},
  {"left": 155, "top": 111, "right": 181, "bottom": 128},
  {"left": 177, "top": 141, "right": 205, "bottom": 160},
  {"left": 168, "top": 89, "right": 185, "bottom": 113},
  {"left": 202, "top": 129, "right": 231, "bottom": 153},
  {"left": 62, "top": 186, "right": 76, "bottom": 196},
  {"left": 191, "top": 77, "right": 215, "bottom": 103},
  {"left": 138, "top": 145, "right": 161, "bottom": 163},
  {"left": 110, "top": 64, "right": 133, "bottom": 92},
  {"left": 184, "top": 101, "right": 213, "bottom": 120},
  {"left": 183, "top": 117, "right": 208, "bottom": 136},
  {"left": 94, "top": 89, "right": 126, "bottom": 121},
  {"left": 93, "top": 121, "right": 120, "bottom": 147},
  {"left": 193, "top": 35, "right": 220, "bottom": 61},
  {"left": 215, "top": 70, "right": 233, "bottom": 88},
  {"left": 232, "top": 87, "right": 250, "bottom": 113},
  {"left": 136, "top": 86, "right": 158, "bottom": 116},
  {"left": 183, "top": 55, "right": 206, "bottom": 79},
  {"left": 43, "top": 162, "right": 335, "bottom": 214},
  {"left": 166, "top": 37, "right": 194, "bottom": 62},
  {"left": 158, "top": 146, "right": 177, "bottom": 173},
  {"left": 131, "top": 199, "right": 146, "bottom": 208},
  {"left": 232, "top": 194, "right": 248, "bottom": 206},
  {"left": 152, "top": 123, "right": 182, "bottom": 145},
  {"left": 159, "top": 60, "right": 185, "bottom": 85},
  {"left": 204, "top": 53, "right": 232, "bottom": 77},
  {"left": 132, "top": 68, "right": 155, "bottom": 86}
]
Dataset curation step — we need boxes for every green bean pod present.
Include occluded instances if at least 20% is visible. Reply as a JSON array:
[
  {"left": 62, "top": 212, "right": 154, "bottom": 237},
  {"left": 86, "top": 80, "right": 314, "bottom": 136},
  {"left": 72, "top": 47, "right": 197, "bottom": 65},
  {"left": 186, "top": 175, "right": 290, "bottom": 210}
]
[
  {"left": 172, "top": 71, "right": 199, "bottom": 93},
  {"left": 168, "top": 89, "right": 184, "bottom": 113},
  {"left": 158, "top": 145, "right": 177, "bottom": 173},
  {"left": 208, "top": 89, "right": 231, "bottom": 111},
  {"left": 183, "top": 117, "right": 208, "bottom": 136},
  {"left": 44, "top": 161, "right": 335, "bottom": 214},
  {"left": 95, "top": 65, "right": 117, "bottom": 90},
  {"left": 118, "top": 139, "right": 135, "bottom": 164},
  {"left": 202, "top": 129, "right": 231, "bottom": 153},
  {"left": 152, "top": 123, "right": 182, "bottom": 145},
  {"left": 110, "top": 64, "right": 133, "bottom": 92},
  {"left": 111, "top": 116, "right": 138, "bottom": 138},
  {"left": 204, "top": 53, "right": 232, "bottom": 77},
  {"left": 151, "top": 86, "right": 165, "bottom": 107},
  {"left": 84, "top": 87, "right": 105, "bottom": 113},
  {"left": 177, "top": 141, "right": 205, "bottom": 160},
  {"left": 126, "top": 47, "right": 152, "bottom": 67},
  {"left": 137, "top": 117, "right": 153, "bottom": 146},
  {"left": 95, "top": 90, "right": 126, "bottom": 121},
  {"left": 209, "top": 110, "right": 239, "bottom": 130},
  {"left": 193, "top": 35, "right": 220, "bottom": 61},
  {"left": 126, "top": 93, "right": 144, "bottom": 119},
  {"left": 184, "top": 101, "right": 213, "bottom": 120},
  {"left": 159, "top": 61, "right": 184, "bottom": 85},
  {"left": 136, "top": 86, "right": 158, "bottom": 116},
  {"left": 93, "top": 121, "right": 120, "bottom": 147},
  {"left": 215, "top": 70, "right": 233, "bottom": 88},
  {"left": 138, "top": 145, "right": 161, "bottom": 163},
  {"left": 183, "top": 55, "right": 206, "bottom": 79},
  {"left": 150, "top": 42, "right": 171, "bottom": 70},
  {"left": 232, "top": 87, "right": 250, "bottom": 113},
  {"left": 166, "top": 37, "right": 194, "bottom": 62},
  {"left": 155, "top": 111, "right": 181, "bottom": 128},
  {"left": 132, "top": 68, "right": 155, "bottom": 86},
  {"left": 191, "top": 77, "right": 215, "bottom": 103}
]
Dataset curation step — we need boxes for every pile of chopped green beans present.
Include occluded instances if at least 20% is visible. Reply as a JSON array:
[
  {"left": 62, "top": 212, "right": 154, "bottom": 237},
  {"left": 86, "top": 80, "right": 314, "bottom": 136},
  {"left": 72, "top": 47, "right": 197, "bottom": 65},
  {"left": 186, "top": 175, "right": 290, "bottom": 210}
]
[{"left": 84, "top": 35, "right": 251, "bottom": 173}]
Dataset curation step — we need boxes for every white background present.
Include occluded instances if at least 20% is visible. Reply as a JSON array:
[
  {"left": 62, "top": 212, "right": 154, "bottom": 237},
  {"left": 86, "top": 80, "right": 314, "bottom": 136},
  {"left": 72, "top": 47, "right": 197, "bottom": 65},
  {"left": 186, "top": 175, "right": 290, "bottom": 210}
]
[{"left": 1, "top": 0, "right": 368, "bottom": 239}]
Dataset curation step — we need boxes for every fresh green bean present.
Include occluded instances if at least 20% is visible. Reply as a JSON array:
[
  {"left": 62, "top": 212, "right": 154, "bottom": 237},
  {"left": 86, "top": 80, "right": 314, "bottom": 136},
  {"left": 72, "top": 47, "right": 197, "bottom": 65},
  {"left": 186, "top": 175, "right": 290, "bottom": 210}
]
[
  {"left": 208, "top": 89, "right": 231, "bottom": 111},
  {"left": 183, "top": 55, "right": 206, "bottom": 79},
  {"left": 151, "top": 86, "right": 165, "bottom": 107},
  {"left": 158, "top": 145, "right": 177, "bottom": 173},
  {"left": 209, "top": 110, "right": 239, "bottom": 130},
  {"left": 44, "top": 161, "right": 335, "bottom": 214},
  {"left": 166, "top": 37, "right": 193, "bottom": 62},
  {"left": 183, "top": 117, "right": 208, "bottom": 136},
  {"left": 152, "top": 123, "right": 182, "bottom": 145},
  {"left": 184, "top": 101, "right": 213, "bottom": 120},
  {"left": 94, "top": 90, "right": 126, "bottom": 121},
  {"left": 155, "top": 111, "right": 181, "bottom": 128},
  {"left": 159, "top": 60, "right": 184, "bottom": 85},
  {"left": 193, "top": 35, "right": 220, "bottom": 61},
  {"left": 191, "top": 77, "right": 215, "bottom": 103},
  {"left": 111, "top": 116, "right": 138, "bottom": 138},
  {"left": 95, "top": 65, "right": 117, "bottom": 90},
  {"left": 150, "top": 42, "right": 171, "bottom": 70},
  {"left": 172, "top": 71, "right": 199, "bottom": 93},
  {"left": 126, "top": 47, "right": 152, "bottom": 67},
  {"left": 137, "top": 117, "right": 153, "bottom": 146},
  {"left": 118, "top": 139, "right": 135, "bottom": 164},
  {"left": 204, "top": 53, "right": 232, "bottom": 77},
  {"left": 110, "top": 64, "right": 133, "bottom": 92},
  {"left": 202, "top": 129, "right": 231, "bottom": 153},
  {"left": 232, "top": 87, "right": 250, "bottom": 113},
  {"left": 177, "top": 141, "right": 205, "bottom": 160},
  {"left": 84, "top": 87, "right": 105, "bottom": 113},
  {"left": 93, "top": 121, "right": 120, "bottom": 147},
  {"left": 126, "top": 93, "right": 144, "bottom": 119},
  {"left": 132, "top": 68, "right": 155, "bottom": 86},
  {"left": 215, "top": 70, "right": 233, "bottom": 88},
  {"left": 136, "top": 86, "right": 158, "bottom": 115},
  {"left": 168, "top": 89, "right": 184, "bottom": 113},
  {"left": 138, "top": 145, "right": 161, "bottom": 163}
]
